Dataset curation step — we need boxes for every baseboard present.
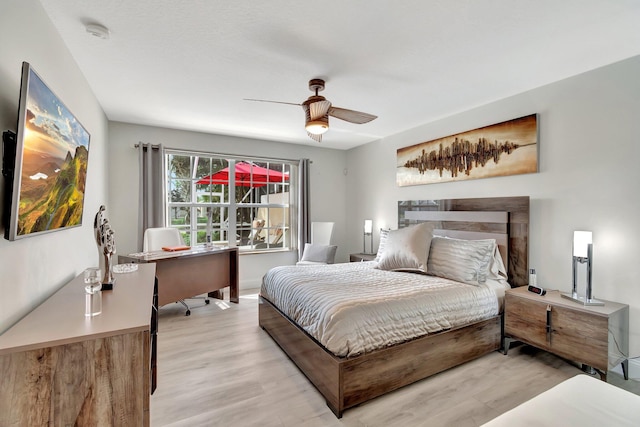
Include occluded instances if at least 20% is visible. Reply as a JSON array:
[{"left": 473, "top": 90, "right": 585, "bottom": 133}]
[{"left": 240, "top": 278, "right": 262, "bottom": 290}]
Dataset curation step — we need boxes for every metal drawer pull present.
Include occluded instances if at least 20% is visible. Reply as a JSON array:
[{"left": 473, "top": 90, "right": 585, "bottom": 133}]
[{"left": 546, "top": 305, "right": 552, "bottom": 344}]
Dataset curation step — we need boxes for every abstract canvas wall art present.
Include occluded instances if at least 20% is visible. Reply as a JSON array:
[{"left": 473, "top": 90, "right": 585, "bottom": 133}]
[{"left": 396, "top": 114, "right": 537, "bottom": 186}]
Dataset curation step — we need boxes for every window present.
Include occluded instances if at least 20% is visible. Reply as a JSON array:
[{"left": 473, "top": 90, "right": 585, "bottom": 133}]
[{"left": 165, "top": 150, "right": 296, "bottom": 253}]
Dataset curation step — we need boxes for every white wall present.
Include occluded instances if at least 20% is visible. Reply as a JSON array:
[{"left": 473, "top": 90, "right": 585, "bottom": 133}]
[
  {"left": 346, "top": 56, "right": 640, "bottom": 360},
  {"left": 107, "top": 122, "right": 348, "bottom": 288},
  {"left": 0, "top": 0, "right": 109, "bottom": 333}
]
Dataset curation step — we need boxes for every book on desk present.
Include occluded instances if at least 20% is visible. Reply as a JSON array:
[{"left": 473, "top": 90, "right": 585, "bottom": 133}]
[{"left": 161, "top": 245, "right": 191, "bottom": 252}]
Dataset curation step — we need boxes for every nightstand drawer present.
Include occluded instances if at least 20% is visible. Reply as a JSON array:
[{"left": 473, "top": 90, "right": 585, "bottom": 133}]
[
  {"left": 504, "top": 293, "right": 548, "bottom": 348},
  {"left": 551, "top": 305, "right": 608, "bottom": 369},
  {"left": 349, "top": 253, "right": 376, "bottom": 262}
]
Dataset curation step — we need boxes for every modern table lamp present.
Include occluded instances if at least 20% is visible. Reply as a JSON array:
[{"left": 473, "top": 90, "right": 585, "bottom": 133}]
[
  {"left": 562, "top": 230, "right": 604, "bottom": 306},
  {"left": 363, "top": 219, "right": 373, "bottom": 254}
]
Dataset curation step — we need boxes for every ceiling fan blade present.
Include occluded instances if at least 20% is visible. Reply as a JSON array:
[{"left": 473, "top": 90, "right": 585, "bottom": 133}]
[
  {"left": 306, "top": 131, "right": 322, "bottom": 143},
  {"left": 308, "top": 100, "right": 331, "bottom": 120},
  {"left": 328, "top": 106, "right": 377, "bottom": 124},
  {"left": 244, "top": 98, "right": 301, "bottom": 107}
]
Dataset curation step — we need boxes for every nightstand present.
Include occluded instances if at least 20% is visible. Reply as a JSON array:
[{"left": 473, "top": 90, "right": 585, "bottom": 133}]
[
  {"left": 503, "top": 286, "right": 629, "bottom": 381},
  {"left": 349, "top": 253, "right": 376, "bottom": 262}
]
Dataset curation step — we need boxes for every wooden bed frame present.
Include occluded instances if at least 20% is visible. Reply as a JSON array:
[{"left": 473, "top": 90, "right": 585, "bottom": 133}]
[{"left": 259, "top": 196, "right": 529, "bottom": 417}]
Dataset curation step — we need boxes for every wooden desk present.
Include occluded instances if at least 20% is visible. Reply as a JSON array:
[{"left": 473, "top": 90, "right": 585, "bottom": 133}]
[
  {"left": 0, "top": 263, "right": 157, "bottom": 426},
  {"left": 120, "top": 245, "right": 239, "bottom": 306}
]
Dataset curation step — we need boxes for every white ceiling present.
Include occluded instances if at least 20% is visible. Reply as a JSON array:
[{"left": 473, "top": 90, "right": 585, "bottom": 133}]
[{"left": 38, "top": 0, "right": 640, "bottom": 150}]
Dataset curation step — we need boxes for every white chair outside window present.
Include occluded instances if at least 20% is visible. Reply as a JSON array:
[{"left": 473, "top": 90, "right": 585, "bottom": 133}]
[
  {"left": 143, "top": 227, "right": 210, "bottom": 316},
  {"left": 297, "top": 221, "right": 337, "bottom": 265},
  {"left": 248, "top": 219, "right": 265, "bottom": 246}
]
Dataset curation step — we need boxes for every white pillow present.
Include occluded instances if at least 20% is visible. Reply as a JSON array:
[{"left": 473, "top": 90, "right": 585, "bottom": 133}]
[
  {"left": 427, "top": 236, "right": 497, "bottom": 285},
  {"left": 376, "top": 223, "right": 434, "bottom": 273},
  {"left": 299, "top": 243, "right": 337, "bottom": 264},
  {"left": 374, "top": 228, "right": 390, "bottom": 263},
  {"left": 489, "top": 245, "right": 508, "bottom": 281}
]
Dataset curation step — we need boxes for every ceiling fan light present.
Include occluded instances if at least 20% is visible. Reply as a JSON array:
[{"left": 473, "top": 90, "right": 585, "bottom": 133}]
[{"left": 305, "top": 119, "right": 329, "bottom": 135}]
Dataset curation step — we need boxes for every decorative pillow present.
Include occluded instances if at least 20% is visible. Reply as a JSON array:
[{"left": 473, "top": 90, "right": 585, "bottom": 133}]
[
  {"left": 427, "top": 236, "right": 496, "bottom": 285},
  {"left": 299, "top": 243, "right": 337, "bottom": 264},
  {"left": 489, "top": 245, "right": 508, "bottom": 281},
  {"left": 376, "top": 223, "right": 434, "bottom": 273},
  {"left": 374, "top": 228, "right": 390, "bottom": 263}
]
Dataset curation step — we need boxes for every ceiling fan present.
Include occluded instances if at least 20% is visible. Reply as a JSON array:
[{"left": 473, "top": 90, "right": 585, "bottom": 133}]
[{"left": 245, "top": 79, "right": 377, "bottom": 142}]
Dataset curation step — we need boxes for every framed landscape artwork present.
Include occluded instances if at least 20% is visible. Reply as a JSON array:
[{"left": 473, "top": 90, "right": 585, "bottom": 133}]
[
  {"left": 396, "top": 114, "right": 538, "bottom": 186},
  {"left": 6, "top": 62, "right": 91, "bottom": 240}
]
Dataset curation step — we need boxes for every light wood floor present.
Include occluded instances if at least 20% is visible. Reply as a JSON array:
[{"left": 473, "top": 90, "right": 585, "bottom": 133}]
[{"left": 150, "top": 290, "right": 633, "bottom": 427}]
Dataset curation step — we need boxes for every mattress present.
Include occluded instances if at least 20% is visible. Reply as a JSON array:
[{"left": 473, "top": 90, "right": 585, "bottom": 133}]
[
  {"left": 260, "top": 261, "right": 510, "bottom": 357},
  {"left": 481, "top": 374, "right": 640, "bottom": 426}
]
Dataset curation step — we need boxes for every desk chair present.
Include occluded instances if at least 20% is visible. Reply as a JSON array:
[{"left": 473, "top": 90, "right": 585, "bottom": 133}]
[
  {"left": 297, "top": 221, "right": 337, "bottom": 265},
  {"left": 143, "top": 227, "right": 210, "bottom": 316}
]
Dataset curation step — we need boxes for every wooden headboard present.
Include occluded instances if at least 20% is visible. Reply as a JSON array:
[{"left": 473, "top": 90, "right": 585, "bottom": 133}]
[{"left": 398, "top": 196, "right": 529, "bottom": 287}]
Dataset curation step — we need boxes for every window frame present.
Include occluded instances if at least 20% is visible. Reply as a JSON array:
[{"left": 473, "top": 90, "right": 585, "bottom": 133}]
[{"left": 164, "top": 149, "right": 298, "bottom": 254}]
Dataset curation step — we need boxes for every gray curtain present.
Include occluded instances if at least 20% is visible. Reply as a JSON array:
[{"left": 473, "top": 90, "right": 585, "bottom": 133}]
[
  {"left": 137, "top": 143, "right": 165, "bottom": 250},
  {"left": 297, "top": 158, "right": 310, "bottom": 260}
]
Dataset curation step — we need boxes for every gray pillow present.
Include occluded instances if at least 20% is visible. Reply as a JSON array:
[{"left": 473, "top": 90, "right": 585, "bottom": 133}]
[
  {"left": 376, "top": 223, "right": 434, "bottom": 273},
  {"left": 427, "top": 236, "right": 496, "bottom": 285},
  {"left": 300, "top": 243, "right": 337, "bottom": 264}
]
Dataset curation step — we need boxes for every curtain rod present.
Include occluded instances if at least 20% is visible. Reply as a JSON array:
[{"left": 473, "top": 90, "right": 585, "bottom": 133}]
[
  {"left": 165, "top": 147, "right": 302, "bottom": 164},
  {"left": 134, "top": 142, "right": 161, "bottom": 149},
  {"left": 134, "top": 142, "right": 305, "bottom": 164}
]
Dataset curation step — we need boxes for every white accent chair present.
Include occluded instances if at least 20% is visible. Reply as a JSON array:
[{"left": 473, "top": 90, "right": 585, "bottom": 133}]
[
  {"left": 310, "top": 222, "right": 334, "bottom": 245},
  {"left": 297, "top": 221, "right": 338, "bottom": 265},
  {"left": 143, "top": 227, "right": 209, "bottom": 316}
]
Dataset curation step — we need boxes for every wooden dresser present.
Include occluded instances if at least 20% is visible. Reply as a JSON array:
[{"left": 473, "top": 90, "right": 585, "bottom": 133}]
[
  {"left": 0, "top": 263, "right": 157, "bottom": 426},
  {"left": 503, "top": 286, "right": 629, "bottom": 380}
]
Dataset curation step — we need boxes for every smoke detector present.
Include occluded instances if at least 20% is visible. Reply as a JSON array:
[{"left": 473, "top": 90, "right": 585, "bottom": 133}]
[{"left": 85, "top": 23, "right": 110, "bottom": 39}]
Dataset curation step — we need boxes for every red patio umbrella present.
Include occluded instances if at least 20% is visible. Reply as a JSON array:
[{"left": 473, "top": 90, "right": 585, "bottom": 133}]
[{"left": 196, "top": 162, "right": 289, "bottom": 187}]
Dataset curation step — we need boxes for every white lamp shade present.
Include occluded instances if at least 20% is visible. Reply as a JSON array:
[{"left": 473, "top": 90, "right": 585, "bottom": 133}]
[
  {"left": 573, "top": 231, "right": 592, "bottom": 257},
  {"left": 364, "top": 219, "right": 373, "bottom": 234}
]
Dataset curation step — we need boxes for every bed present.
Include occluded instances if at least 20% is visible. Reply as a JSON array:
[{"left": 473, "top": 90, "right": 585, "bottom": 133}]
[
  {"left": 481, "top": 374, "right": 640, "bottom": 426},
  {"left": 259, "top": 196, "right": 529, "bottom": 417}
]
